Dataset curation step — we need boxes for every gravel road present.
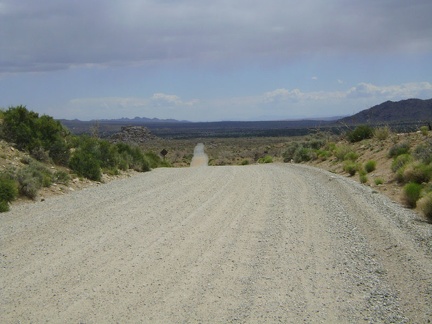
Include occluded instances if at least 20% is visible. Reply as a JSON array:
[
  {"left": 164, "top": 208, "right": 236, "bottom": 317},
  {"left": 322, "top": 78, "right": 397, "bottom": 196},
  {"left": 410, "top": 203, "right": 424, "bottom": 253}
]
[{"left": 1, "top": 163, "right": 432, "bottom": 323}]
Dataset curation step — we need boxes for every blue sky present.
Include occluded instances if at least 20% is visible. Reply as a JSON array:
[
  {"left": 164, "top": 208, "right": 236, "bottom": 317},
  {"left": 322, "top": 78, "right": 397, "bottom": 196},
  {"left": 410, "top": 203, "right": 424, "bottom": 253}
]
[{"left": 1, "top": 0, "right": 431, "bottom": 122}]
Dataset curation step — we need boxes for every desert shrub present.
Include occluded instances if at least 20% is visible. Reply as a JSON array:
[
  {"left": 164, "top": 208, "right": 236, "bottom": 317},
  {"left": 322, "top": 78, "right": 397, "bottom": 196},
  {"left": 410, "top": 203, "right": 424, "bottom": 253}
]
[
  {"left": 144, "top": 151, "right": 162, "bottom": 169},
  {"left": 293, "top": 147, "right": 316, "bottom": 163},
  {"left": 258, "top": 155, "right": 273, "bottom": 163},
  {"left": 373, "top": 126, "right": 391, "bottom": 140},
  {"left": 97, "top": 140, "right": 120, "bottom": 169},
  {"left": 316, "top": 149, "right": 331, "bottom": 160},
  {"left": 130, "top": 150, "right": 150, "bottom": 172},
  {"left": 118, "top": 157, "right": 129, "bottom": 171},
  {"left": 391, "top": 154, "right": 413, "bottom": 173},
  {"left": 347, "top": 125, "right": 373, "bottom": 143},
  {"left": 413, "top": 140, "right": 432, "bottom": 164},
  {"left": 69, "top": 151, "right": 101, "bottom": 181},
  {"left": 16, "top": 161, "right": 53, "bottom": 199},
  {"left": 241, "top": 159, "right": 249, "bottom": 165},
  {"left": 344, "top": 151, "right": 359, "bottom": 161},
  {"left": 2, "top": 106, "right": 69, "bottom": 161},
  {"left": 0, "top": 176, "right": 18, "bottom": 203},
  {"left": 282, "top": 142, "right": 300, "bottom": 162},
  {"left": 53, "top": 170, "right": 70, "bottom": 184},
  {"left": 20, "top": 155, "right": 32, "bottom": 165},
  {"left": 403, "top": 182, "right": 422, "bottom": 208},
  {"left": 402, "top": 162, "right": 432, "bottom": 184},
  {"left": 364, "top": 160, "right": 377, "bottom": 173},
  {"left": 334, "top": 145, "right": 353, "bottom": 161},
  {"left": 418, "top": 193, "right": 432, "bottom": 221},
  {"left": 305, "top": 139, "right": 325, "bottom": 150},
  {"left": 69, "top": 137, "right": 153, "bottom": 177},
  {"left": 2, "top": 105, "right": 40, "bottom": 150},
  {"left": 49, "top": 139, "right": 70, "bottom": 166},
  {"left": 359, "top": 170, "right": 368, "bottom": 183},
  {"left": 343, "top": 161, "right": 359, "bottom": 176},
  {"left": 374, "top": 178, "right": 384, "bottom": 185},
  {"left": 388, "top": 142, "right": 410, "bottom": 158},
  {"left": 17, "top": 177, "right": 39, "bottom": 199},
  {"left": 31, "top": 147, "right": 51, "bottom": 163},
  {"left": 326, "top": 142, "right": 337, "bottom": 152},
  {"left": 420, "top": 126, "right": 429, "bottom": 136},
  {"left": 0, "top": 200, "right": 9, "bottom": 212}
]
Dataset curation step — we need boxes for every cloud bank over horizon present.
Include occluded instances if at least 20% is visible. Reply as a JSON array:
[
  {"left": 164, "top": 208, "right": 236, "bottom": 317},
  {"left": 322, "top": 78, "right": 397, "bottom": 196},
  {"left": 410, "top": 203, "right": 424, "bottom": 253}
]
[{"left": 0, "top": 0, "right": 431, "bottom": 121}]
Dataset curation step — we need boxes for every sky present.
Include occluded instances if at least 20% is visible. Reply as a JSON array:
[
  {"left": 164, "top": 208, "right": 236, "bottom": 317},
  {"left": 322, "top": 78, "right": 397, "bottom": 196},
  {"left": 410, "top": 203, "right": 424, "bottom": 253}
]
[{"left": 0, "top": 0, "right": 431, "bottom": 122}]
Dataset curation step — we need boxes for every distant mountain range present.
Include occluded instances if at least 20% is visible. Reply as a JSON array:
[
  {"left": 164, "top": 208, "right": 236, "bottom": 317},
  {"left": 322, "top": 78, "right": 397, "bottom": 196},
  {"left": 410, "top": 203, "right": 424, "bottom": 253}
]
[
  {"left": 97, "top": 116, "right": 191, "bottom": 123},
  {"left": 338, "top": 98, "right": 432, "bottom": 125},
  {"left": 59, "top": 98, "right": 432, "bottom": 137}
]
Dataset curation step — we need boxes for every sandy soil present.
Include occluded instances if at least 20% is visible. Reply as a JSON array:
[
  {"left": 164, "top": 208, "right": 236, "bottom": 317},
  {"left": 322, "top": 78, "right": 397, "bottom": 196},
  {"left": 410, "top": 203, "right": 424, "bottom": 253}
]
[{"left": 1, "top": 164, "right": 432, "bottom": 323}]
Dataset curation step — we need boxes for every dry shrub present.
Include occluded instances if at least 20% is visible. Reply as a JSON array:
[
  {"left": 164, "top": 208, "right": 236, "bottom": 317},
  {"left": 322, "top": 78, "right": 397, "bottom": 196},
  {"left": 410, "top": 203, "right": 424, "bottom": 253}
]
[{"left": 418, "top": 193, "right": 432, "bottom": 222}]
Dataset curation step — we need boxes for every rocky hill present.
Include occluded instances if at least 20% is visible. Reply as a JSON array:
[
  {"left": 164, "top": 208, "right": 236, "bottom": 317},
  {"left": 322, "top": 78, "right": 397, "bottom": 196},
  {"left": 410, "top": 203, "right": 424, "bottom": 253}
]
[
  {"left": 338, "top": 98, "right": 432, "bottom": 125},
  {"left": 110, "top": 126, "right": 159, "bottom": 144}
]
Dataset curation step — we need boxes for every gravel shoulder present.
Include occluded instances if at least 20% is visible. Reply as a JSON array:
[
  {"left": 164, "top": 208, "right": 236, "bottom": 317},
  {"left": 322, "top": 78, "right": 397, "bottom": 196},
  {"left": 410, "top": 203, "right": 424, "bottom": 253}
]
[{"left": 1, "top": 164, "right": 431, "bottom": 323}]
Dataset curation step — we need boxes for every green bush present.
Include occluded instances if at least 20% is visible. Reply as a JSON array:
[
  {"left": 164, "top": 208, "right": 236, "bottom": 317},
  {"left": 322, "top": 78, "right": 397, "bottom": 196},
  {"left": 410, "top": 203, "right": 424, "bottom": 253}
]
[
  {"left": 53, "top": 170, "right": 70, "bottom": 184},
  {"left": 359, "top": 170, "right": 368, "bottom": 184},
  {"left": 293, "top": 147, "right": 316, "bottom": 163},
  {"left": 0, "top": 200, "right": 9, "bottom": 212},
  {"left": 282, "top": 142, "right": 300, "bottom": 162},
  {"left": 403, "top": 182, "right": 422, "bottom": 208},
  {"left": 258, "top": 155, "right": 273, "bottom": 163},
  {"left": 344, "top": 151, "right": 359, "bottom": 161},
  {"left": 144, "top": 151, "right": 162, "bottom": 169},
  {"left": 343, "top": 161, "right": 359, "bottom": 176},
  {"left": 116, "top": 143, "right": 150, "bottom": 172},
  {"left": 420, "top": 126, "right": 429, "bottom": 136},
  {"left": 97, "top": 139, "right": 120, "bottom": 170},
  {"left": 391, "top": 154, "right": 413, "bottom": 172},
  {"left": 334, "top": 145, "right": 354, "bottom": 161},
  {"left": 413, "top": 140, "right": 432, "bottom": 164},
  {"left": 364, "top": 160, "right": 376, "bottom": 173},
  {"left": 2, "top": 106, "right": 69, "bottom": 162},
  {"left": 316, "top": 149, "right": 331, "bottom": 160},
  {"left": 0, "top": 176, "right": 18, "bottom": 203},
  {"left": 16, "top": 161, "right": 53, "bottom": 199},
  {"left": 305, "top": 139, "right": 325, "bottom": 150},
  {"left": 49, "top": 139, "right": 70, "bottom": 166},
  {"left": 388, "top": 142, "right": 410, "bottom": 158},
  {"left": 17, "top": 177, "right": 40, "bottom": 199},
  {"left": 326, "top": 142, "right": 337, "bottom": 152},
  {"left": 374, "top": 178, "right": 384, "bottom": 185},
  {"left": 373, "top": 126, "right": 391, "bottom": 140},
  {"left": 418, "top": 193, "right": 432, "bottom": 222},
  {"left": 69, "top": 151, "right": 101, "bottom": 181},
  {"left": 31, "top": 147, "right": 51, "bottom": 163},
  {"left": 241, "top": 159, "right": 249, "bottom": 165},
  {"left": 402, "top": 162, "right": 432, "bottom": 184},
  {"left": 347, "top": 125, "right": 373, "bottom": 143}
]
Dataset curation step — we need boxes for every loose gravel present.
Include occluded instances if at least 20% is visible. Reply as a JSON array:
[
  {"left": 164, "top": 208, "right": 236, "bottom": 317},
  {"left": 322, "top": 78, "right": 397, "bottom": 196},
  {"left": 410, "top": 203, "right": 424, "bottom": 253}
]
[{"left": 1, "top": 164, "right": 431, "bottom": 323}]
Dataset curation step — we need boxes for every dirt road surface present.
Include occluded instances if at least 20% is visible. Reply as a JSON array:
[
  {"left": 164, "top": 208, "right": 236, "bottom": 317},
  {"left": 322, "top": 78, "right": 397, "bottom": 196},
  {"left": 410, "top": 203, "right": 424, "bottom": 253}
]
[{"left": 1, "top": 164, "right": 432, "bottom": 323}]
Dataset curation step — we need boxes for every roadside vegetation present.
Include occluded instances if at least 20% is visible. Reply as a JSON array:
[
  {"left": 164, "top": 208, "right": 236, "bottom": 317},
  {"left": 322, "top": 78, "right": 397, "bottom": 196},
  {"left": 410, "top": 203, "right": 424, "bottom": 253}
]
[
  {"left": 0, "top": 105, "right": 170, "bottom": 211},
  {"left": 279, "top": 124, "right": 432, "bottom": 221}
]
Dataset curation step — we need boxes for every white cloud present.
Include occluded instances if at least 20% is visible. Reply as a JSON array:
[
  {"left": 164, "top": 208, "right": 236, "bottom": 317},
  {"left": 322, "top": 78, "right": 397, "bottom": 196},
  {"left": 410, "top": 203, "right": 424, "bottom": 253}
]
[
  {"left": 262, "top": 88, "right": 343, "bottom": 103},
  {"left": 151, "top": 93, "right": 199, "bottom": 106},
  {"left": 152, "top": 93, "right": 182, "bottom": 105},
  {"left": 54, "top": 81, "right": 432, "bottom": 121},
  {"left": 262, "top": 82, "right": 432, "bottom": 104},
  {"left": 347, "top": 82, "right": 432, "bottom": 99}
]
